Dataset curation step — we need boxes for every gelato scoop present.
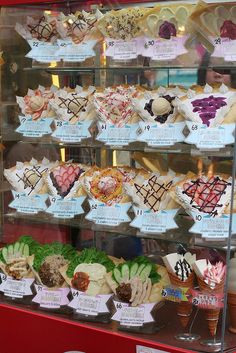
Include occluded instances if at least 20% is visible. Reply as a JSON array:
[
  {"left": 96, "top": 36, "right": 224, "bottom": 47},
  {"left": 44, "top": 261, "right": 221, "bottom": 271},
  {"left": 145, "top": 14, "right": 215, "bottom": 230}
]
[
  {"left": 29, "top": 96, "right": 45, "bottom": 112},
  {"left": 152, "top": 97, "right": 172, "bottom": 116}
]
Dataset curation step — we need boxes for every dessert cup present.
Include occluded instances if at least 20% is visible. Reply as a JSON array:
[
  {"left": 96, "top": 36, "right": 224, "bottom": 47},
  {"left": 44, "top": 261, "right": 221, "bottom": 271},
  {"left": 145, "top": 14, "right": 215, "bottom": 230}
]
[{"left": 228, "top": 292, "right": 236, "bottom": 334}]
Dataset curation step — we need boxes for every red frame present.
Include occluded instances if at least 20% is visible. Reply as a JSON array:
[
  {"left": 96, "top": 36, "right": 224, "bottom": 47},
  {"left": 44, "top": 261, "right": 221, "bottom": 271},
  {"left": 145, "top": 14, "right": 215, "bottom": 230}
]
[
  {"left": 0, "top": 304, "right": 196, "bottom": 353},
  {"left": 0, "top": 0, "right": 157, "bottom": 5}
]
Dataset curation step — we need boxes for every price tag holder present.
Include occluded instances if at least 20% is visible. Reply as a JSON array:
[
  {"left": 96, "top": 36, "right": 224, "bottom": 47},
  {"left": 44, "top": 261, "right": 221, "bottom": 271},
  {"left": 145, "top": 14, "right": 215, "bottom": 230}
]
[
  {"left": 16, "top": 116, "right": 53, "bottom": 138},
  {"left": 112, "top": 300, "right": 155, "bottom": 327},
  {"left": 26, "top": 40, "right": 60, "bottom": 63},
  {"left": 57, "top": 39, "right": 97, "bottom": 62},
  {"left": 189, "top": 212, "right": 236, "bottom": 239},
  {"left": 137, "top": 122, "right": 185, "bottom": 147},
  {"left": 136, "top": 346, "right": 167, "bottom": 353},
  {"left": 46, "top": 195, "right": 86, "bottom": 219},
  {"left": 105, "top": 37, "right": 144, "bottom": 60},
  {"left": 52, "top": 120, "right": 91, "bottom": 143},
  {"left": 86, "top": 200, "right": 131, "bottom": 226},
  {"left": 130, "top": 207, "right": 178, "bottom": 234},
  {"left": 0, "top": 274, "right": 34, "bottom": 298},
  {"left": 69, "top": 289, "right": 112, "bottom": 316},
  {"left": 212, "top": 36, "right": 236, "bottom": 61},
  {"left": 9, "top": 191, "right": 48, "bottom": 214},
  {"left": 143, "top": 36, "right": 188, "bottom": 61},
  {"left": 33, "top": 285, "right": 70, "bottom": 309},
  {"left": 97, "top": 122, "right": 138, "bottom": 146},
  {"left": 161, "top": 285, "right": 189, "bottom": 303},
  {"left": 190, "top": 289, "right": 224, "bottom": 309},
  {"left": 185, "top": 122, "right": 235, "bottom": 150}
]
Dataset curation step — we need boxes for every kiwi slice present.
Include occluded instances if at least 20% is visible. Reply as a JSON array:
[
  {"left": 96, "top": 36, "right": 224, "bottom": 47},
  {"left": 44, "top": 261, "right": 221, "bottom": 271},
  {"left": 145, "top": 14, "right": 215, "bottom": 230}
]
[
  {"left": 8, "top": 244, "right": 14, "bottom": 256},
  {"left": 2, "top": 248, "right": 8, "bottom": 263},
  {"left": 23, "top": 244, "right": 29, "bottom": 257},
  {"left": 14, "top": 242, "right": 20, "bottom": 255},
  {"left": 19, "top": 243, "right": 25, "bottom": 255}
]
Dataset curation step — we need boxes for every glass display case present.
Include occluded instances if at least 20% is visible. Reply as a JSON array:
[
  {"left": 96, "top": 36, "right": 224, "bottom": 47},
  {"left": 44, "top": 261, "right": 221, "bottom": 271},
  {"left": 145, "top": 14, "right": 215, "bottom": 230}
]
[{"left": 0, "top": 1, "right": 236, "bottom": 353}]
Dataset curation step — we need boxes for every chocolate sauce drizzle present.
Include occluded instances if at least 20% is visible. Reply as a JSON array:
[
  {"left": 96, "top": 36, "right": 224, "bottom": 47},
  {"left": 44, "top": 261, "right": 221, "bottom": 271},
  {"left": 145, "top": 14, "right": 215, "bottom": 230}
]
[
  {"left": 182, "top": 176, "right": 231, "bottom": 217},
  {"left": 16, "top": 166, "right": 48, "bottom": 195},
  {"left": 174, "top": 258, "right": 192, "bottom": 281},
  {"left": 58, "top": 94, "right": 88, "bottom": 121},
  {"left": 28, "top": 16, "right": 55, "bottom": 41},
  {"left": 134, "top": 175, "right": 173, "bottom": 212}
]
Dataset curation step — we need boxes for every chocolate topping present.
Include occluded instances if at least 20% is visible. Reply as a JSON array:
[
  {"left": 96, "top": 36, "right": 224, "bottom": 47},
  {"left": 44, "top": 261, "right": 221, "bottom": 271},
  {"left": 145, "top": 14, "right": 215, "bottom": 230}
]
[
  {"left": 116, "top": 283, "right": 132, "bottom": 303},
  {"left": 38, "top": 255, "right": 67, "bottom": 288}
]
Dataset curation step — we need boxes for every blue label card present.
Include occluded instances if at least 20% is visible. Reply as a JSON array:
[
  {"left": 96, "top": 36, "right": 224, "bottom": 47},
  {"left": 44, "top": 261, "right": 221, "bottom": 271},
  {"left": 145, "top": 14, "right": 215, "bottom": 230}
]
[
  {"left": 97, "top": 122, "right": 138, "bottom": 146},
  {"left": 130, "top": 207, "right": 178, "bottom": 234},
  {"left": 46, "top": 195, "right": 85, "bottom": 219},
  {"left": 16, "top": 116, "right": 53, "bottom": 138},
  {"left": 26, "top": 40, "right": 60, "bottom": 63},
  {"left": 86, "top": 200, "right": 131, "bottom": 226},
  {"left": 137, "top": 122, "right": 185, "bottom": 147},
  {"left": 57, "top": 39, "right": 96, "bottom": 62},
  {"left": 52, "top": 120, "right": 91, "bottom": 143},
  {"left": 185, "top": 122, "right": 235, "bottom": 150},
  {"left": 9, "top": 191, "right": 48, "bottom": 214},
  {"left": 189, "top": 212, "right": 236, "bottom": 239}
]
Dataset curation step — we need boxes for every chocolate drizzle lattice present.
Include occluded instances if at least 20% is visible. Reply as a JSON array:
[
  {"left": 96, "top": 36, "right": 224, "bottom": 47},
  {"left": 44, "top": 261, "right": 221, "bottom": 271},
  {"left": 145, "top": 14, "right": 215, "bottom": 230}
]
[
  {"left": 134, "top": 175, "right": 173, "bottom": 212},
  {"left": 175, "top": 259, "right": 192, "bottom": 281},
  {"left": 28, "top": 16, "right": 55, "bottom": 41},
  {"left": 182, "top": 176, "right": 231, "bottom": 217},
  {"left": 16, "top": 166, "right": 48, "bottom": 195},
  {"left": 58, "top": 94, "right": 88, "bottom": 121}
]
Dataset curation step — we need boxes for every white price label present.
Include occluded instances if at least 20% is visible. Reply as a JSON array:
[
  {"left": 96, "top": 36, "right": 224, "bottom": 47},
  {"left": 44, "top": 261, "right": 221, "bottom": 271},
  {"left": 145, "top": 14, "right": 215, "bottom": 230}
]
[
  {"left": 97, "top": 122, "right": 138, "bottom": 146},
  {"left": 0, "top": 275, "right": 34, "bottom": 298},
  {"left": 137, "top": 346, "right": 167, "bottom": 353},
  {"left": 120, "top": 306, "right": 145, "bottom": 326}
]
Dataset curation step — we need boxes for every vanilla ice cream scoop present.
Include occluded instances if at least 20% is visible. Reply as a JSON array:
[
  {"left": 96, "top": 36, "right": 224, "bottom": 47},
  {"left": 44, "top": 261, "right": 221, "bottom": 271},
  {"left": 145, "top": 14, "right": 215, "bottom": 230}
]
[
  {"left": 152, "top": 97, "right": 172, "bottom": 116},
  {"left": 228, "top": 256, "right": 236, "bottom": 293},
  {"left": 29, "top": 96, "right": 45, "bottom": 112}
]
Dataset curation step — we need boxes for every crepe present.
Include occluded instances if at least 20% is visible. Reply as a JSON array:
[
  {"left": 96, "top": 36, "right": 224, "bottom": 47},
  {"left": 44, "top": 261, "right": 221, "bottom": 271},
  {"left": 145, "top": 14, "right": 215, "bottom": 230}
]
[
  {"left": 4, "top": 158, "right": 58, "bottom": 196},
  {"left": 177, "top": 84, "right": 236, "bottom": 127},
  {"left": 17, "top": 85, "right": 57, "bottom": 121},
  {"left": 93, "top": 85, "right": 140, "bottom": 127},
  {"left": 97, "top": 7, "right": 147, "bottom": 41},
  {"left": 140, "top": 3, "right": 194, "bottom": 39},
  {"left": 45, "top": 162, "right": 87, "bottom": 199},
  {"left": 173, "top": 172, "right": 232, "bottom": 217},
  {"left": 50, "top": 86, "right": 96, "bottom": 124},
  {"left": 132, "top": 86, "right": 185, "bottom": 124}
]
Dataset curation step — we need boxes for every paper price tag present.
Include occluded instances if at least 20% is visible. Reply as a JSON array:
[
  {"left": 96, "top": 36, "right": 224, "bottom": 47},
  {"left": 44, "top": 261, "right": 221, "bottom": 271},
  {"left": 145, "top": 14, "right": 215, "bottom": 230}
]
[
  {"left": 161, "top": 285, "right": 189, "bottom": 303},
  {"left": 86, "top": 200, "right": 131, "bottom": 226},
  {"left": 0, "top": 274, "right": 34, "bottom": 298},
  {"left": 190, "top": 289, "right": 224, "bottom": 309},
  {"left": 130, "top": 208, "right": 178, "bottom": 234},
  {"left": 137, "top": 122, "right": 185, "bottom": 147},
  {"left": 97, "top": 122, "right": 138, "bottom": 146},
  {"left": 112, "top": 301, "right": 155, "bottom": 326},
  {"left": 9, "top": 191, "right": 48, "bottom": 214},
  {"left": 46, "top": 196, "right": 85, "bottom": 219},
  {"left": 26, "top": 40, "right": 60, "bottom": 63},
  {"left": 143, "top": 36, "right": 188, "bottom": 61},
  {"left": 69, "top": 290, "right": 112, "bottom": 316},
  {"left": 137, "top": 346, "right": 168, "bottom": 353},
  {"left": 185, "top": 122, "right": 234, "bottom": 150},
  {"left": 212, "top": 36, "right": 236, "bottom": 61},
  {"left": 52, "top": 120, "right": 91, "bottom": 143},
  {"left": 57, "top": 39, "right": 96, "bottom": 62},
  {"left": 189, "top": 213, "right": 236, "bottom": 239},
  {"left": 33, "top": 285, "right": 70, "bottom": 309},
  {"left": 105, "top": 37, "right": 144, "bottom": 60},
  {"left": 16, "top": 116, "right": 53, "bottom": 137}
]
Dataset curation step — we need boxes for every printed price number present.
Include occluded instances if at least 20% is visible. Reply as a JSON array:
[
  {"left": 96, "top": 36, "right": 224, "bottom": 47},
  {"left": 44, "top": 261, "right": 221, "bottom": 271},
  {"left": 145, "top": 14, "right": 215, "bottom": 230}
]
[
  {"left": 137, "top": 209, "right": 143, "bottom": 216},
  {"left": 33, "top": 42, "right": 39, "bottom": 47},
  {"left": 195, "top": 214, "right": 202, "bottom": 222},
  {"left": 116, "top": 302, "right": 123, "bottom": 310},
  {"left": 91, "top": 204, "right": 98, "bottom": 210},
  {"left": 51, "top": 197, "right": 56, "bottom": 203},
  {"left": 101, "top": 124, "right": 107, "bottom": 130},
  {"left": 56, "top": 121, "right": 63, "bottom": 127},
  {"left": 191, "top": 124, "right": 198, "bottom": 131},
  {"left": 15, "top": 193, "right": 20, "bottom": 199},
  {"left": 1, "top": 274, "right": 7, "bottom": 282},
  {"left": 108, "top": 41, "right": 114, "bottom": 47},
  {"left": 214, "top": 37, "right": 222, "bottom": 45},
  {"left": 144, "top": 125, "right": 151, "bottom": 131},
  {"left": 145, "top": 40, "right": 154, "bottom": 48}
]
